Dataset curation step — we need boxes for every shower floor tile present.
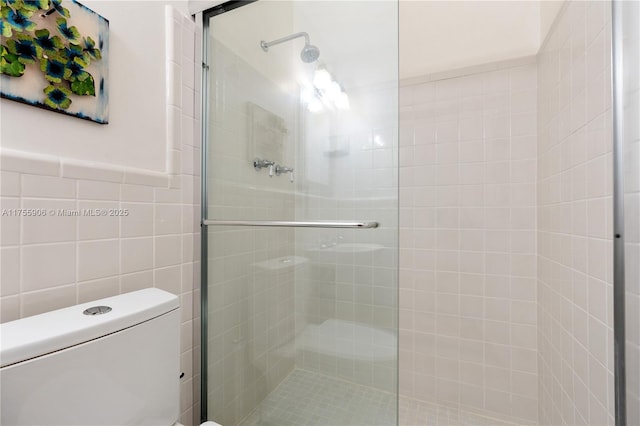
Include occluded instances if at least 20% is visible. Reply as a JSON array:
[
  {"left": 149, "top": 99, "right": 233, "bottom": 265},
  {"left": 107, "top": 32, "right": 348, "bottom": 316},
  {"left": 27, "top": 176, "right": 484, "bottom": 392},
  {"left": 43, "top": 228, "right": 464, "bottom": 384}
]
[
  {"left": 238, "top": 369, "right": 516, "bottom": 426},
  {"left": 239, "top": 369, "right": 396, "bottom": 426}
]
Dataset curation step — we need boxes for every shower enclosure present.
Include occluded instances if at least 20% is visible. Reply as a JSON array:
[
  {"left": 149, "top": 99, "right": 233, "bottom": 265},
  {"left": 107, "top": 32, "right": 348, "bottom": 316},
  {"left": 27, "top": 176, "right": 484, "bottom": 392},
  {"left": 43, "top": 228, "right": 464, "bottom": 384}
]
[{"left": 200, "top": 1, "right": 398, "bottom": 425}]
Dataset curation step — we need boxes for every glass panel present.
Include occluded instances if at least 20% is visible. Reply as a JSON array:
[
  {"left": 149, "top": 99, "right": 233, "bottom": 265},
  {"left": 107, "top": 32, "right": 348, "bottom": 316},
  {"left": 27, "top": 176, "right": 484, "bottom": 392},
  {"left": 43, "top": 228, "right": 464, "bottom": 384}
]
[
  {"left": 622, "top": 0, "right": 640, "bottom": 423},
  {"left": 203, "top": 2, "right": 398, "bottom": 425}
]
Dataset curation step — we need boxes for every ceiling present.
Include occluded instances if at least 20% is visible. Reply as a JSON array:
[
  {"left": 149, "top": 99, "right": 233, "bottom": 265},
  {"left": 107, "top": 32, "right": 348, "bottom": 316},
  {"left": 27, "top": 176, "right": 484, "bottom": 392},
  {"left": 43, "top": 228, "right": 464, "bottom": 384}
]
[
  {"left": 400, "top": 1, "right": 538, "bottom": 79},
  {"left": 192, "top": 0, "right": 564, "bottom": 84}
]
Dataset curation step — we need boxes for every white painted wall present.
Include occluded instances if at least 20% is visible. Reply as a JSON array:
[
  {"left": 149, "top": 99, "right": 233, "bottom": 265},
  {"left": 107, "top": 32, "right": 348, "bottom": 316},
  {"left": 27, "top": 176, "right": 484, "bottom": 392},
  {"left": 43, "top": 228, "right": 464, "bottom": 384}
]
[{"left": 1, "top": 0, "right": 188, "bottom": 173}]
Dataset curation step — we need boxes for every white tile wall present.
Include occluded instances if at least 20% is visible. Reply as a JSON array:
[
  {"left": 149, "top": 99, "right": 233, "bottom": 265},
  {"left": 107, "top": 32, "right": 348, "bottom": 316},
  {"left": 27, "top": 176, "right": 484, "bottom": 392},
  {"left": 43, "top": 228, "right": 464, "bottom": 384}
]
[
  {"left": 0, "top": 161, "right": 200, "bottom": 423},
  {"left": 0, "top": 6, "right": 200, "bottom": 426},
  {"left": 537, "top": 1, "right": 615, "bottom": 424},
  {"left": 399, "top": 58, "right": 539, "bottom": 424}
]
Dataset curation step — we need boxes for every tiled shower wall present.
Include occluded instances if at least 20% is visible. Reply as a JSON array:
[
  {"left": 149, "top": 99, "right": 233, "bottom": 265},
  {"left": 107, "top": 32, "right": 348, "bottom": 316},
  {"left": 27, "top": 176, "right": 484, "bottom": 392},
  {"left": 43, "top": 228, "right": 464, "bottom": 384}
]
[
  {"left": 0, "top": 7, "right": 200, "bottom": 425},
  {"left": 398, "top": 59, "right": 539, "bottom": 423},
  {"left": 537, "top": 1, "right": 615, "bottom": 424}
]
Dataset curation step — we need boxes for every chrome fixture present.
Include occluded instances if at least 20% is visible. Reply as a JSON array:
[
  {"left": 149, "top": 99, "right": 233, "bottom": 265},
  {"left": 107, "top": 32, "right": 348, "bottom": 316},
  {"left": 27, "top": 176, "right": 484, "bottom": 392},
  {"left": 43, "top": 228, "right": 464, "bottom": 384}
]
[
  {"left": 611, "top": 1, "right": 628, "bottom": 423},
  {"left": 275, "top": 164, "right": 294, "bottom": 182},
  {"left": 260, "top": 32, "right": 320, "bottom": 63},
  {"left": 82, "top": 306, "right": 112, "bottom": 315},
  {"left": 253, "top": 158, "right": 275, "bottom": 176},
  {"left": 254, "top": 158, "right": 294, "bottom": 182},
  {"left": 202, "top": 220, "right": 379, "bottom": 229}
]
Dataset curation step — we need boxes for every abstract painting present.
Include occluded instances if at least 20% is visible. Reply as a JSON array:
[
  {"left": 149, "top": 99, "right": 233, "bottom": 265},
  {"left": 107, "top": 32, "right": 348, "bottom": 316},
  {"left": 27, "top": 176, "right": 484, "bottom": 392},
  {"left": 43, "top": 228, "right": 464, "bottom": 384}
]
[{"left": 1, "top": 0, "right": 109, "bottom": 123}]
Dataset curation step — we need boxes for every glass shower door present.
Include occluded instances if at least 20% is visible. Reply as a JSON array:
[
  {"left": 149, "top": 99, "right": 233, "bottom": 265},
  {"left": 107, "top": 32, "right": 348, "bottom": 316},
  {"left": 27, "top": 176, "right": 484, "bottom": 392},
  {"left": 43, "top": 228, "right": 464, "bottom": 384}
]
[{"left": 202, "top": 2, "right": 398, "bottom": 425}]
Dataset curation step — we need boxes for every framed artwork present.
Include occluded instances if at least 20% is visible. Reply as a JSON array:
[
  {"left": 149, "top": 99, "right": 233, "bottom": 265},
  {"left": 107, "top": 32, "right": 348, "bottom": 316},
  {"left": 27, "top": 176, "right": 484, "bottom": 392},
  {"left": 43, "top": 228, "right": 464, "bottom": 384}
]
[{"left": 1, "top": 0, "right": 109, "bottom": 124}]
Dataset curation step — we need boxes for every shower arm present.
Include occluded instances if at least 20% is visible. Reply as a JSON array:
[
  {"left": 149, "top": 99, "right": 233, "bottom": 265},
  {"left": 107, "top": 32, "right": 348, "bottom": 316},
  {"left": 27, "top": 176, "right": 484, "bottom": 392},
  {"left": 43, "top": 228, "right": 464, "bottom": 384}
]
[{"left": 261, "top": 32, "right": 310, "bottom": 52}]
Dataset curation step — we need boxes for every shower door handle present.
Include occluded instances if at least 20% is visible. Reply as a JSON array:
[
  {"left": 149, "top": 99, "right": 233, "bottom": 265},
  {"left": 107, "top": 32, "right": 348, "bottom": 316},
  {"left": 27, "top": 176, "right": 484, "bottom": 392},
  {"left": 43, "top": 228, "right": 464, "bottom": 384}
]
[{"left": 202, "top": 220, "right": 379, "bottom": 229}]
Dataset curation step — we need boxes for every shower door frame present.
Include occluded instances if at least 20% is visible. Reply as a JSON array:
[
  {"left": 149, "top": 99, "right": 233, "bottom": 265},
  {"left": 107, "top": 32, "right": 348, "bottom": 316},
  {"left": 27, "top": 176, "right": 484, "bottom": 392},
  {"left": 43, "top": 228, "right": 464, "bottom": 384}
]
[{"left": 611, "top": 1, "right": 627, "bottom": 425}]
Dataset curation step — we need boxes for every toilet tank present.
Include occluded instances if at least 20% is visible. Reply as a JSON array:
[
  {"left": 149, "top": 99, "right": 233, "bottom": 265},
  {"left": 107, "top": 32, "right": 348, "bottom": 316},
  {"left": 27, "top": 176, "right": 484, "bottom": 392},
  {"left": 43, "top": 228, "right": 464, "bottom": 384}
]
[{"left": 0, "top": 288, "right": 180, "bottom": 426}]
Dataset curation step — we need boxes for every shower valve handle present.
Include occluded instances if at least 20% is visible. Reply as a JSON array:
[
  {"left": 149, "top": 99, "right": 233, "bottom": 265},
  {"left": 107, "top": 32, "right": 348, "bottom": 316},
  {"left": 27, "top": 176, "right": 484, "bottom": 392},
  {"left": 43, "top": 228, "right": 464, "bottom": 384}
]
[
  {"left": 275, "top": 165, "right": 294, "bottom": 182},
  {"left": 254, "top": 159, "right": 293, "bottom": 182},
  {"left": 254, "top": 158, "right": 276, "bottom": 177}
]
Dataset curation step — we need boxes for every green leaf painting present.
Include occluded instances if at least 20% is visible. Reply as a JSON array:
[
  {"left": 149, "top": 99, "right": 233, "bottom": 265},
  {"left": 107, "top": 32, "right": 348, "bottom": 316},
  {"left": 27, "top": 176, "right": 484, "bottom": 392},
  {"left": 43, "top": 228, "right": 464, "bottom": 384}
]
[
  {"left": 43, "top": 83, "right": 71, "bottom": 108},
  {"left": 21, "top": 0, "right": 51, "bottom": 13},
  {"left": 33, "top": 29, "right": 64, "bottom": 57},
  {"left": 5, "top": 7, "right": 37, "bottom": 32},
  {"left": 56, "top": 17, "right": 80, "bottom": 42},
  {"left": 5, "top": 33, "right": 38, "bottom": 64},
  {"left": 1, "top": 45, "right": 26, "bottom": 76},
  {"left": 0, "top": 0, "right": 108, "bottom": 123},
  {"left": 70, "top": 72, "right": 93, "bottom": 95}
]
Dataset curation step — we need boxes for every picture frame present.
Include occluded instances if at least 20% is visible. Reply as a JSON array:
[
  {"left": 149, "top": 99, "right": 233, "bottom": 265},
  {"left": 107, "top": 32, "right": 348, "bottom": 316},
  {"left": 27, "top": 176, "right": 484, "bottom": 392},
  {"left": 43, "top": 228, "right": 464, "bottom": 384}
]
[{"left": 0, "top": 0, "right": 109, "bottom": 124}]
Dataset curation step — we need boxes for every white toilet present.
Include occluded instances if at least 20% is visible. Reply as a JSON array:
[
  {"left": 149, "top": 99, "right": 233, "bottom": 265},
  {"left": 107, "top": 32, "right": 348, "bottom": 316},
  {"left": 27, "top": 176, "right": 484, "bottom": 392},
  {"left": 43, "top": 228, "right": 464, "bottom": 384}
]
[{"left": 1, "top": 288, "right": 182, "bottom": 426}]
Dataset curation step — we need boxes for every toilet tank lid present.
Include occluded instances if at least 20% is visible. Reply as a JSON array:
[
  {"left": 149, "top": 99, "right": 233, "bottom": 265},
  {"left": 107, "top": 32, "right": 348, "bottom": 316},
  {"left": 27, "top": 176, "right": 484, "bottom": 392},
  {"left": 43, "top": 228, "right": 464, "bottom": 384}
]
[{"left": 0, "top": 288, "right": 179, "bottom": 368}]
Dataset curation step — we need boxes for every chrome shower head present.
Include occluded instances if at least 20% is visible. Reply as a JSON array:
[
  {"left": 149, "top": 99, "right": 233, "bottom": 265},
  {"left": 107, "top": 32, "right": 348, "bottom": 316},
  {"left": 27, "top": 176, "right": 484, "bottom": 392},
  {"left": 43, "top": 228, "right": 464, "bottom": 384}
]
[
  {"left": 260, "top": 32, "right": 320, "bottom": 63},
  {"left": 300, "top": 44, "right": 320, "bottom": 63}
]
